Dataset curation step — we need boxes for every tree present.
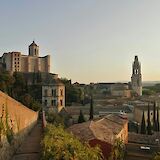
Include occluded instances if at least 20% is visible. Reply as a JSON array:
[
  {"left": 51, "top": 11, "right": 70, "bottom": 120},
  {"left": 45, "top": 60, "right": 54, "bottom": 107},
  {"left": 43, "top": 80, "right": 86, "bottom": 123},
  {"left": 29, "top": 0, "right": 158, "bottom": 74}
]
[
  {"left": 153, "top": 152, "right": 160, "bottom": 160},
  {"left": 46, "top": 111, "right": 64, "bottom": 126},
  {"left": 157, "top": 107, "right": 160, "bottom": 132},
  {"left": 89, "top": 95, "right": 94, "bottom": 120},
  {"left": 20, "top": 93, "right": 41, "bottom": 111},
  {"left": 41, "top": 124, "right": 103, "bottom": 160},
  {"left": 147, "top": 104, "right": 152, "bottom": 135},
  {"left": 153, "top": 102, "right": 157, "bottom": 131},
  {"left": 0, "top": 71, "right": 15, "bottom": 95},
  {"left": 109, "top": 138, "right": 125, "bottom": 160},
  {"left": 140, "top": 111, "right": 146, "bottom": 134},
  {"left": 78, "top": 110, "right": 85, "bottom": 123},
  {"left": 12, "top": 72, "right": 26, "bottom": 99}
]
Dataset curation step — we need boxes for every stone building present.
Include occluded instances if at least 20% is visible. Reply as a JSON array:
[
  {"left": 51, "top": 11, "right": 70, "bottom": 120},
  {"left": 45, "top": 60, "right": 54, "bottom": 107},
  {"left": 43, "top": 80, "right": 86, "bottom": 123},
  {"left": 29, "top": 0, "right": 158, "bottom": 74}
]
[
  {"left": 0, "top": 41, "right": 65, "bottom": 112},
  {"left": 68, "top": 114, "right": 128, "bottom": 159},
  {"left": 110, "top": 83, "right": 131, "bottom": 98},
  {"left": 42, "top": 82, "right": 65, "bottom": 112},
  {"left": 0, "top": 41, "right": 50, "bottom": 73},
  {"left": 131, "top": 56, "right": 142, "bottom": 96}
]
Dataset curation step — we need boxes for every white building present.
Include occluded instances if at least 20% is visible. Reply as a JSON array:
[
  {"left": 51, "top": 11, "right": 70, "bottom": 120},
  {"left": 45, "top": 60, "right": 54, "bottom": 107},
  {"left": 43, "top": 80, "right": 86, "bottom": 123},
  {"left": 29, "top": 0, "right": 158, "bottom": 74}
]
[{"left": 42, "top": 82, "right": 65, "bottom": 112}]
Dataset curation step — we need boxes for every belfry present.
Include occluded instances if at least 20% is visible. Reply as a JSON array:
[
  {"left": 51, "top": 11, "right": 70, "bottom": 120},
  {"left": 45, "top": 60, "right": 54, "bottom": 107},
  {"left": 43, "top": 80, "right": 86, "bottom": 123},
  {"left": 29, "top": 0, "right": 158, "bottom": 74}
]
[{"left": 131, "top": 56, "right": 142, "bottom": 96}]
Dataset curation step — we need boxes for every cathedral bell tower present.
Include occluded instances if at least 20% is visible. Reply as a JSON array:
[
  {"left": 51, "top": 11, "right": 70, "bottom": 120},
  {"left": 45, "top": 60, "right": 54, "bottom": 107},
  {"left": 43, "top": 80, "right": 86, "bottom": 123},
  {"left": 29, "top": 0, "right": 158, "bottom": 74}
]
[
  {"left": 29, "top": 41, "right": 39, "bottom": 56},
  {"left": 131, "top": 56, "right": 142, "bottom": 96}
]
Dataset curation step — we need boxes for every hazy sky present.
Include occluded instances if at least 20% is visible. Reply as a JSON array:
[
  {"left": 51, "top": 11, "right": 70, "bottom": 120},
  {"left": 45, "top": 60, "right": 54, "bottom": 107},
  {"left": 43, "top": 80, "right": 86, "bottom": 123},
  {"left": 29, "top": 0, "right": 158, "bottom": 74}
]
[{"left": 0, "top": 1, "right": 160, "bottom": 83}]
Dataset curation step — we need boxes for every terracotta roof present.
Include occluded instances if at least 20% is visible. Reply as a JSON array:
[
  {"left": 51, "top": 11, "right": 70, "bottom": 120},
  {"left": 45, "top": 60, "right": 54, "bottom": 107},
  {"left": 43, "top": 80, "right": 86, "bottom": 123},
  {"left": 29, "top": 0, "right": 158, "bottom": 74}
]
[{"left": 68, "top": 114, "right": 128, "bottom": 145}]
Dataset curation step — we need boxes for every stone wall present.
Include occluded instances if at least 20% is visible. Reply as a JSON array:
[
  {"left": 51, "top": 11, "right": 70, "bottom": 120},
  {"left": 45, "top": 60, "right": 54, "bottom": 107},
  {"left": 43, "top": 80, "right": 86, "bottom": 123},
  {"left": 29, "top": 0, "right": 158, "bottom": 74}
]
[
  {"left": 0, "top": 91, "right": 38, "bottom": 160},
  {"left": 129, "top": 132, "right": 160, "bottom": 145}
]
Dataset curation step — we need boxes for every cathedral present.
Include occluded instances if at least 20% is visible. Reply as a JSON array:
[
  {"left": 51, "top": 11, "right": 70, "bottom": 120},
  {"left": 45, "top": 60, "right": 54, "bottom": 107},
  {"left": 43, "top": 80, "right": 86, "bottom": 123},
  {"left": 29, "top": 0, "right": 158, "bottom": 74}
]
[
  {"left": 0, "top": 41, "right": 50, "bottom": 73},
  {"left": 131, "top": 56, "right": 142, "bottom": 96}
]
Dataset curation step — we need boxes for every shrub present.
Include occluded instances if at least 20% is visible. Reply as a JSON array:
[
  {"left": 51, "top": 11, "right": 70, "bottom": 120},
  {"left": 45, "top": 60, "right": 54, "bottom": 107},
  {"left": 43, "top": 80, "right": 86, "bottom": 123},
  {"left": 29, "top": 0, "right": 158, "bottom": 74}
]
[{"left": 41, "top": 124, "right": 103, "bottom": 160}]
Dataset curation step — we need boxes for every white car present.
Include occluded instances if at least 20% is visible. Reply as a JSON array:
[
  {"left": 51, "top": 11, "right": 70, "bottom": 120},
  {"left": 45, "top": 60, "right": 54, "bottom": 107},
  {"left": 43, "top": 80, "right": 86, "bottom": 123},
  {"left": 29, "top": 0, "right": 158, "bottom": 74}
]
[{"left": 140, "top": 146, "right": 150, "bottom": 150}]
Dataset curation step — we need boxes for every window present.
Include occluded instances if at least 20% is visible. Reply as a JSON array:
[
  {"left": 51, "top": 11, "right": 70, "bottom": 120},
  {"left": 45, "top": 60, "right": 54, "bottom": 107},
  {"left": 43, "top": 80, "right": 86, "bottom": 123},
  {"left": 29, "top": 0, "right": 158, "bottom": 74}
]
[
  {"left": 52, "top": 89, "right": 54, "bottom": 96},
  {"left": 60, "top": 100, "right": 63, "bottom": 106},
  {"left": 45, "top": 100, "right": 47, "bottom": 106},
  {"left": 51, "top": 100, "right": 54, "bottom": 106},
  {"left": 44, "top": 89, "right": 48, "bottom": 96},
  {"left": 54, "top": 89, "right": 56, "bottom": 97},
  {"left": 15, "top": 62, "right": 16, "bottom": 64},
  {"left": 60, "top": 89, "right": 63, "bottom": 96},
  {"left": 15, "top": 58, "right": 16, "bottom": 60},
  {"left": 54, "top": 100, "right": 56, "bottom": 106}
]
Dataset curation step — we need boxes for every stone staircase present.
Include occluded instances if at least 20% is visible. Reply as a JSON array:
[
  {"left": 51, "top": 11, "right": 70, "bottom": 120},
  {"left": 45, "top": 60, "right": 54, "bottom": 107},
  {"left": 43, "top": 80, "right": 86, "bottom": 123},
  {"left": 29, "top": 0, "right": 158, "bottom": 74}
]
[{"left": 11, "top": 122, "right": 42, "bottom": 160}]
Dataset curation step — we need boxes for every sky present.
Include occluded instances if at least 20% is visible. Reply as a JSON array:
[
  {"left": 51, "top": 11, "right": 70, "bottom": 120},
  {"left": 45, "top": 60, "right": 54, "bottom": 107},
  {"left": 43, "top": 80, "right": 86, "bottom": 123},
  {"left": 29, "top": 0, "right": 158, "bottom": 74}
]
[{"left": 0, "top": 0, "right": 160, "bottom": 83}]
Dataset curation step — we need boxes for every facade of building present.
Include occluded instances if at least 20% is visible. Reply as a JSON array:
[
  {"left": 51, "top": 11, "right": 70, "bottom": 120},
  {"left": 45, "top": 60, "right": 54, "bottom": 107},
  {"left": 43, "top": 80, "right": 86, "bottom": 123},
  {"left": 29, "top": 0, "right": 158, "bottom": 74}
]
[
  {"left": 0, "top": 41, "right": 50, "bottom": 73},
  {"left": 42, "top": 83, "right": 65, "bottom": 112},
  {"left": 110, "top": 83, "right": 131, "bottom": 98},
  {"left": 131, "top": 56, "right": 142, "bottom": 96}
]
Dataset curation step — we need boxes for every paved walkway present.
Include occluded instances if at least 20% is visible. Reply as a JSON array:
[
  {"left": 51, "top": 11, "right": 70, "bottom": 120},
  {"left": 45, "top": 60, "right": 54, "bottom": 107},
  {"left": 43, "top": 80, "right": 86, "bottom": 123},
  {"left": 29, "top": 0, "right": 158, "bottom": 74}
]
[{"left": 12, "top": 122, "right": 42, "bottom": 160}]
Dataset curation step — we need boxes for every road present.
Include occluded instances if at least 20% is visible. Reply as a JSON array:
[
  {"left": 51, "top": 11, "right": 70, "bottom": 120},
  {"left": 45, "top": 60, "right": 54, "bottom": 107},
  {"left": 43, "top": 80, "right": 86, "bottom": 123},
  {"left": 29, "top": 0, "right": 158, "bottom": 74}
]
[{"left": 125, "top": 142, "right": 159, "bottom": 160}]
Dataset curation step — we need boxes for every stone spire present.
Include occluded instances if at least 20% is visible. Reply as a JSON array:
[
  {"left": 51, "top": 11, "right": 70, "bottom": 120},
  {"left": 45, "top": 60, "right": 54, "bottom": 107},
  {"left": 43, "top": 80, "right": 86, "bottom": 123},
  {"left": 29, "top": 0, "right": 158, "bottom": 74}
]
[
  {"left": 131, "top": 55, "right": 142, "bottom": 96},
  {"left": 29, "top": 41, "right": 39, "bottom": 56}
]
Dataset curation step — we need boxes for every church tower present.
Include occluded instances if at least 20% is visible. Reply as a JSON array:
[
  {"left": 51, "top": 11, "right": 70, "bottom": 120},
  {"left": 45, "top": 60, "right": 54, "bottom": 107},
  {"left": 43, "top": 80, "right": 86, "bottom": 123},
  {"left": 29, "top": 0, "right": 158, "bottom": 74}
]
[
  {"left": 131, "top": 56, "right": 142, "bottom": 96},
  {"left": 29, "top": 41, "right": 39, "bottom": 56}
]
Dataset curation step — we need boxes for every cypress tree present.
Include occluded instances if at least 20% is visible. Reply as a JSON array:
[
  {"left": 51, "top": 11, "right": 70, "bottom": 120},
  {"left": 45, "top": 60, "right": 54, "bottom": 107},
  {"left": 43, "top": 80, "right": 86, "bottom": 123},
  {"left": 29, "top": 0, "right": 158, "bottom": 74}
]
[
  {"left": 157, "top": 107, "right": 160, "bottom": 132},
  {"left": 147, "top": 103, "right": 152, "bottom": 135},
  {"left": 140, "top": 111, "right": 146, "bottom": 134},
  {"left": 89, "top": 95, "right": 94, "bottom": 120},
  {"left": 153, "top": 102, "right": 157, "bottom": 131},
  {"left": 78, "top": 110, "right": 85, "bottom": 123}
]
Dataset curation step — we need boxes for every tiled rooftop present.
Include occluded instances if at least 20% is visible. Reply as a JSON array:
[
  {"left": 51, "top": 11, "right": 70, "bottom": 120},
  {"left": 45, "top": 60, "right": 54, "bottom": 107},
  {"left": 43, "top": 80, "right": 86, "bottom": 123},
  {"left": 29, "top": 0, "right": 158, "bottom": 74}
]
[{"left": 68, "top": 114, "right": 128, "bottom": 145}]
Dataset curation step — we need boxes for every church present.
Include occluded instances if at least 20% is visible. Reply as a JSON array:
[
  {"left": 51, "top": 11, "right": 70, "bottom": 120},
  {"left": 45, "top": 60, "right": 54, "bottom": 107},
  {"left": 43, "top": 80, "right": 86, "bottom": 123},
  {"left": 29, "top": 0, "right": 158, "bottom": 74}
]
[
  {"left": 131, "top": 56, "right": 142, "bottom": 96},
  {"left": 0, "top": 41, "right": 50, "bottom": 73}
]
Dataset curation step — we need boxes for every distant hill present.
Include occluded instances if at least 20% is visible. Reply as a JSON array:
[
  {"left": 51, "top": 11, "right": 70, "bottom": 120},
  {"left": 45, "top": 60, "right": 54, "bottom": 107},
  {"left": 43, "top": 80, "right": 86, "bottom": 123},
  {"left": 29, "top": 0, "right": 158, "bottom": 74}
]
[{"left": 142, "top": 81, "right": 160, "bottom": 87}]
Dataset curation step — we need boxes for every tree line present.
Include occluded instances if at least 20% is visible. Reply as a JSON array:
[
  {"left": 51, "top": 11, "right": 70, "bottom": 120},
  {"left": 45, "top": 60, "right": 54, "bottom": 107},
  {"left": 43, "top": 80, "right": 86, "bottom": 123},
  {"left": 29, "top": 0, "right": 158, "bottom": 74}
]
[
  {"left": 0, "top": 71, "right": 41, "bottom": 111},
  {"left": 140, "top": 102, "right": 159, "bottom": 135}
]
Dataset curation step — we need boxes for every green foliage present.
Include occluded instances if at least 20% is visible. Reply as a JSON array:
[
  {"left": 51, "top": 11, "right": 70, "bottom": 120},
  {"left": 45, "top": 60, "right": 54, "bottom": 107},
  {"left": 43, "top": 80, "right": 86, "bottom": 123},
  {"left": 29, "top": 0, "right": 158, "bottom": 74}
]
[
  {"left": 140, "top": 111, "right": 146, "bottom": 134},
  {"left": 143, "top": 84, "right": 160, "bottom": 94},
  {"left": 0, "top": 104, "right": 14, "bottom": 145},
  {"left": 153, "top": 102, "right": 157, "bottom": 131},
  {"left": 153, "top": 152, "right": 160, "bottom": 160},
  {"left": 46, "top": 111, "right": 64, "bottom": 126},
  {"left": 78, "top": 110, "right": 85, "bottom": 123},
  {"left": 147, "top": 104, "right": 152, "bottom": 135},
  {"left": 61, "top": 78, "right": 84, "bottom": 106},
  {"left": 5, "top": 107, "right": 14, "bottom": 144},
  {"left": 108, "top": 138, "right": 125, "bottom": 160},
  {"left": 41, "top": 124, "right": 103, "bottom": 160},
  {"left": 142, "top": 89, "right": 155, "bottom": 95},
  {"left": 0, "top": 71, "right": 41, "bottom": 111},
  {"left": 89, "top": 96, "right": 94, "bottom": 120},
  {"left": 0, "top": 71, "right": 15, "bottom": 94},
  {"left": 12, "top": 72, "right": 26, "bottom": 99},
  {"left": 20, "top": 93, "right": 41, "bottom": 111}
]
